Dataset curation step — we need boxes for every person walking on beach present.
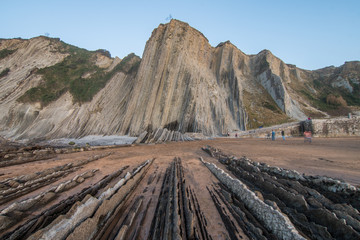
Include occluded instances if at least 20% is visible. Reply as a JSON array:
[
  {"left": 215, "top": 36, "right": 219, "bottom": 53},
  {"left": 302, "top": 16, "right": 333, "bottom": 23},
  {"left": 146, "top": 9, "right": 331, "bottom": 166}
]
[
  {"left": 271, "top": 130, "right": 275, "bottom": 141},
  {"left": 281, "top": 130, "right": 285, "bottom": 141},
  {"left": 304, "top": 131, "right": 312, "bottom": 143}
]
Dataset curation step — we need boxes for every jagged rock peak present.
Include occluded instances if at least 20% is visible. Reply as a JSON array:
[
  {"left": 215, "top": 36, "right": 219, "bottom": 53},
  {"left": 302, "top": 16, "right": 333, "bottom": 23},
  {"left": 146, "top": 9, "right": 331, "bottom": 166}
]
[
  {"left": 257, "top": 49, "right": 273, "bottom": 55},
  {"left": 256, "top": 49, "right": 281, "bottom": 62},
  {"left": 122, "top": 18, "right": 256, "bottom": 136},
  {"left": 216, "top": 40, "right": 233, "bottom": 48},
  {"left": 157, "top": 19, "right": 210, "bottom": 43}
]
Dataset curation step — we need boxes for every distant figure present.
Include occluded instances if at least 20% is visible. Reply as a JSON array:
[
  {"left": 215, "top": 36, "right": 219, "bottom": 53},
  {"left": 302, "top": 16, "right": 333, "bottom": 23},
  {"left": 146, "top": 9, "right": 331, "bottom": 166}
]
[
  {"left": 304, "top": 131, "right": 312, "bottom": 143},
  {"left": 281, "top": 130, "right": 285, "bottom": 140},
  {"left": 227, "top": 132, "right": 230, "bottom": 137},
  {"left": 266, "top": 132, "right": 271, "bottom": 139},
  {"left": 271, "top": 130, "right": 275, "bottom": 141},
  {"left": 235, "top": 133, "right": 238, "bottom": 138}
]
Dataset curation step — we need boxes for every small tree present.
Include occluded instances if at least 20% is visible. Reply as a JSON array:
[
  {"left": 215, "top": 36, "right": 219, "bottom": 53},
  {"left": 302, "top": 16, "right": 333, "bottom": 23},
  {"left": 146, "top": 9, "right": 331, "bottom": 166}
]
[{"left": 326, "top": 94, "right": 347, "bottom": 107}]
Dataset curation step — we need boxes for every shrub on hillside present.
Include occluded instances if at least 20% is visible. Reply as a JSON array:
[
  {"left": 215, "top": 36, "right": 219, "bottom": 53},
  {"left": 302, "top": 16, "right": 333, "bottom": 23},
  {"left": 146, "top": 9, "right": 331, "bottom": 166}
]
[
  {"left": 0, "top": 49, "right": 16, "bottom": 60},
  {"left": 326, "top": 94, "right": 347, "bottom": 107},
  {"left": 0, "top": 68, "right": 10, "bottom": 78}
]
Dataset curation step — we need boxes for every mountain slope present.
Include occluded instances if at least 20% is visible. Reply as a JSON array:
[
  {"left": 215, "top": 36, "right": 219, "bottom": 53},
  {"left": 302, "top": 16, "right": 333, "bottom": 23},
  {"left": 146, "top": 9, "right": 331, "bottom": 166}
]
[
  {"left": 0, "top": 19, "right": 359, "bottom": 140},
  {"left": 0, "top": 37, "right": 140, "bottom": 139}
]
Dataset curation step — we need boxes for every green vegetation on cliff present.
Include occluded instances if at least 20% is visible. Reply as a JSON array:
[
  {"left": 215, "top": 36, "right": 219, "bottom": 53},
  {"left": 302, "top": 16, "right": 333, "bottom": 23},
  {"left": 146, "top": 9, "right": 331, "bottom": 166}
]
[
  {"left": 0, "top": 68, "right": 10, "bottom": 78},
  {"left": 243, "top": 88, "right": 290, "bottom": 129},
  {"left": 0, "top": 49, "right": 16, "bottom": 60},
  {"left": 298, "top": 80, "right": 358, "bottom": 117},
  {"left": 18, "top": 41, "right": 140, "bottom": 105}
]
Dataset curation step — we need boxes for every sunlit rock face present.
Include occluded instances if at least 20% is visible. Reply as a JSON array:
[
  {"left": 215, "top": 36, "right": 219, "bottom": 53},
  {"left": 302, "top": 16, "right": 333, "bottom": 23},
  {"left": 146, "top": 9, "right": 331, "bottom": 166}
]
[{"left": 0, "top": 20, "right": 359, "bottom": 140}]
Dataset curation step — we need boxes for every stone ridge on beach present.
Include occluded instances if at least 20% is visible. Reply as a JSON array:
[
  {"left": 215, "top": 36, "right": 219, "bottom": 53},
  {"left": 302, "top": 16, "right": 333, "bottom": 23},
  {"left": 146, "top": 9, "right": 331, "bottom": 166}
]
[{"left": 0, "top": 138, "right": 359, "bottom": 239}]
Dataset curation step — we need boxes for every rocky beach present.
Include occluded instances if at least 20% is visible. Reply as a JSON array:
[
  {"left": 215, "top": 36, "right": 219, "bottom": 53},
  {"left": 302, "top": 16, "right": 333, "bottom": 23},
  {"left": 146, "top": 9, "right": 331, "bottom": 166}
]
[{"left": 0, "top": 137, "right": 359, "bottom": 239}]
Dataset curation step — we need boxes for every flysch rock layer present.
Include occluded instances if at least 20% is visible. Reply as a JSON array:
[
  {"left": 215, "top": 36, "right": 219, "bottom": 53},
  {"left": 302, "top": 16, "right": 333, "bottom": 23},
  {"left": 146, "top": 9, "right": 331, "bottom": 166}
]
[
  {"left": 0, "top": 20, "right": 359, "bottom": 140},
  {"left": 27, "top": 160, "right": 151, "bottom": 240},
  {"left": 200, "top": 157, "right": 305, "bottom": 240}
]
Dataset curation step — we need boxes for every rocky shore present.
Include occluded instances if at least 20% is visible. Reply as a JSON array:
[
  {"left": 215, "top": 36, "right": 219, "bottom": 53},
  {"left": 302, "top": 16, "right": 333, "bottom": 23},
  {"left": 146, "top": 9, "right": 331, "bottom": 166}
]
[{"left": 0, "top": 138, "right": 359, "bottom": 239}]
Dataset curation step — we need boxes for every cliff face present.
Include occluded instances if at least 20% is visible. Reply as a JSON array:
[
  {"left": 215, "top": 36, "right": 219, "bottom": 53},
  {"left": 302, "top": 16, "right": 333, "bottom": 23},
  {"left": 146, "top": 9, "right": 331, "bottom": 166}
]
[
  {"left": 122, "top": 21, "right": 248, "bottom": 136},
  {"left": 0, "top": 37, "right": 139, "bottom": 140},
  {"left": 120, "top": 20, "right": 310, "bottom": 135},
  {"left": 0, "top": 20, "right": 359, "bottom": 140}
]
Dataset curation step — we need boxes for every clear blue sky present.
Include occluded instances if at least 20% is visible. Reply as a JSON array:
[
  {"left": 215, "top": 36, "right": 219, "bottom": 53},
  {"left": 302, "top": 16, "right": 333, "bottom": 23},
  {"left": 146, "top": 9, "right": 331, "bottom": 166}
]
[{"left": 1, "top": 0, "right": 359, "bottom": 70}]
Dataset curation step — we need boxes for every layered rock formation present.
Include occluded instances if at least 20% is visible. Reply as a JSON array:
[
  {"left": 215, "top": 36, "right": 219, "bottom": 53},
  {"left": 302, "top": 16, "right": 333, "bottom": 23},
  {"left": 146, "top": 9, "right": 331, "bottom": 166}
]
[
  {"left": 0, "top": 19, "right": 359, "bottom": 140},
  {"left": 202, "top": 146, "right": 360, "bottom": 240},
  {"left": 2, "top": 144, "right": 359, "bottom": 239}
]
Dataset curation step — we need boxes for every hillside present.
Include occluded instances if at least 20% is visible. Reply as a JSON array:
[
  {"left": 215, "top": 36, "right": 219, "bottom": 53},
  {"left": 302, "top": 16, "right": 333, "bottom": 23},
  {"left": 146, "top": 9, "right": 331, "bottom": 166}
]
[{"left": 0, "top": 19, "right": 359, "bottom": 140}]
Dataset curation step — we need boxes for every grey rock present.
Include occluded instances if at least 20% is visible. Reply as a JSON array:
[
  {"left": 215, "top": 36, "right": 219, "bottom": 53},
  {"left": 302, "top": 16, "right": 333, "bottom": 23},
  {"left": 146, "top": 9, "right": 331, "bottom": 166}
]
[
  {"left": 135, "top": 131, "right": 148, "bottom": 144},
  {"left": 0, "top": 20, "right": 359, "bottom": 141}
]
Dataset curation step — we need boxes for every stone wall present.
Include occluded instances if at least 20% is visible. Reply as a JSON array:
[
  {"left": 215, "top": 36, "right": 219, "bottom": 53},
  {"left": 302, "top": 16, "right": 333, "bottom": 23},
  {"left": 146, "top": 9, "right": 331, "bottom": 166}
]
[
  {"left": 312, "top": 116, "right": 360, "bottom": 137},
  {"left": 236, "top": 116, "right": 360, "bottom": 138}
]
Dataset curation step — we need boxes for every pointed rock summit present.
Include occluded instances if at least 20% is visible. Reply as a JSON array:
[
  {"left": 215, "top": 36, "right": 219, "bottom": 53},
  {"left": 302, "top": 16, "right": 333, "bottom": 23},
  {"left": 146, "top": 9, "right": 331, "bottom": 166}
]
[{"left": 123, "top": 19, "right": 248, "bottom": 136}]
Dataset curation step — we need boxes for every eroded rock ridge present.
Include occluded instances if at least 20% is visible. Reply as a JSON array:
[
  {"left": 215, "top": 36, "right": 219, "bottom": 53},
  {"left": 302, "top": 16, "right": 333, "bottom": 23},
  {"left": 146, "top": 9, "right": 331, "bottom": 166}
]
[{"left": 0, "top": 19, "right": 359, "bottom": 140}]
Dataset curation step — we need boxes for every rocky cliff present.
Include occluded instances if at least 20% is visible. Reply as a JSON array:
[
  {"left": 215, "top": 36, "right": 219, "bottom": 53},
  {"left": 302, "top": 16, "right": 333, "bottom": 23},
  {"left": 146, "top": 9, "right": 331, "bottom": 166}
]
[{"left": 0, "top": 20, "right": 359, "bottom": 140}]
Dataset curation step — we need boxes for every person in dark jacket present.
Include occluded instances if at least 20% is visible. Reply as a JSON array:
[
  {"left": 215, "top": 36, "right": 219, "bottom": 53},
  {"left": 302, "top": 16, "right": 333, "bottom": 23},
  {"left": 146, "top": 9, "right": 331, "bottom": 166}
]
[{"left": 281, "top": 130, "right": 285, "bottom": 140}]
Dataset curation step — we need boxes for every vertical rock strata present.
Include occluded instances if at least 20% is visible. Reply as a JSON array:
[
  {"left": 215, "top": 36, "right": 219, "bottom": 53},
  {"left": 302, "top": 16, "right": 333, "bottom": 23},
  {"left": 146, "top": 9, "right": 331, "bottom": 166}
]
[
  {"left": 0, "top": 19, "right": 358, "bottom": 140},
  {"left": 122, "top": 20, "right": 248, "bottom": 136},
  {"left": 122, "top": 20, "right": 308, "bottom": 136},
  {"left": 148, "top": 157, "right": 211, "bottom": 240}
]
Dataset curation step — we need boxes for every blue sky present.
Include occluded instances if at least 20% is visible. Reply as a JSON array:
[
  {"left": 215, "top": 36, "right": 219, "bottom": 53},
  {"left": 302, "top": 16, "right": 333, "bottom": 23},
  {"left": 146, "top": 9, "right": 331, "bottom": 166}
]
[{"left": 1, "top": 0, "right": 359, "bottom": 70}]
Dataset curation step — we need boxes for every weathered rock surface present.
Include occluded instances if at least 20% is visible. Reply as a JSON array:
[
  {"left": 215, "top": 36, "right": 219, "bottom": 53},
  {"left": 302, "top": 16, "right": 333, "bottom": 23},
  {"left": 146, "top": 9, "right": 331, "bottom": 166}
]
[
  {"left": 0, "top": 20, "right": 359, "bottom": 140},
  {"left": 1, "top": 142, "right": 360, "bottom": 239},
  {"left": 202, "top": 145, "right": 360, "bottom": 240},
  {"left": 200, "top": 157, "right": 305, "bottom": 240},
  {"left": 134, "top": 128, "right": 193, "bottom": 144}
]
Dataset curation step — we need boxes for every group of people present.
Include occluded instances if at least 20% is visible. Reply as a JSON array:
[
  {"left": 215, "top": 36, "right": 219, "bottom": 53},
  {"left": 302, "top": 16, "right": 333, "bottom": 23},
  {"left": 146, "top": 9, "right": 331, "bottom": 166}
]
[
  {"left": 268, "top": 129, "right": 286, "bottom": 141},
  {"left": 229, "top": 129, "right": 313, "bottom": 142},
  {"left": 228, "top": 116, "right": 313, "bottom": 142},
  {"left": 227, "top": 132, "right": 238, "bottom": 137},
  {"left": 268, "top": 129, "right": 312, "bottom": 142}
]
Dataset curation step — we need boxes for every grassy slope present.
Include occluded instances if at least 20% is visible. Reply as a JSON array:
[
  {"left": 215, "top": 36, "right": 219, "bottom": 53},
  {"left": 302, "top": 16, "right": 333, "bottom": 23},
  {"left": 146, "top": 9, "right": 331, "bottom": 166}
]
[
  {"left": 18, "top": 39, "right": 140, "bottom": 106},
  {"left": 293, "top": 66, "right": 360, "bottom": 117},
  {"left": 243, "top": 84, "right": 291, "bottom": 129}
]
